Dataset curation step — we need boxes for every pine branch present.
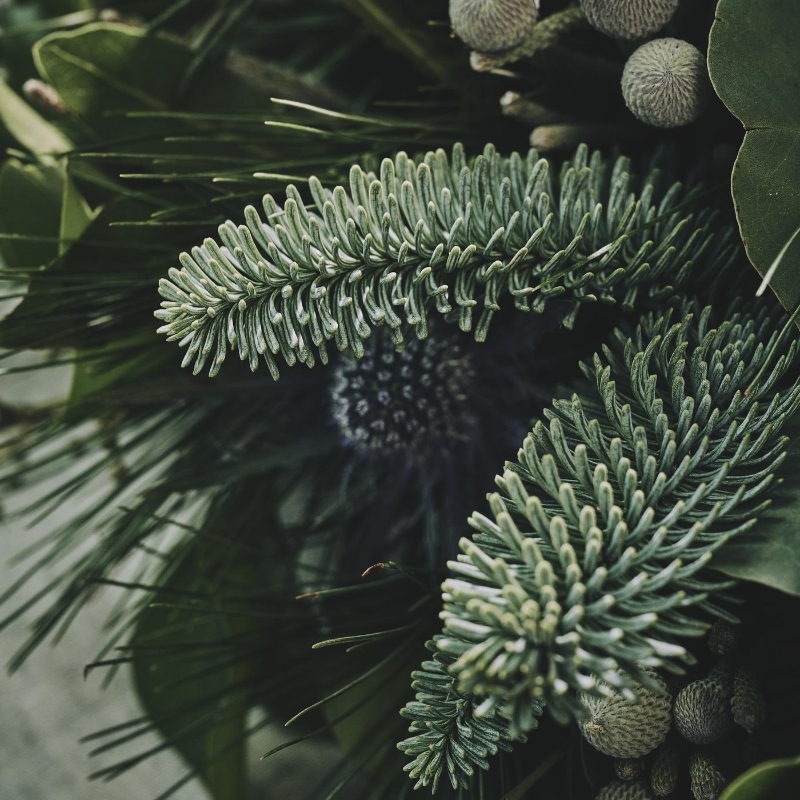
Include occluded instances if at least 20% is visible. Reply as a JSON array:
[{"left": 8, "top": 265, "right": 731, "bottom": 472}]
[
  {"left": 155, "top": 144, "right": 737, "bottom": 378},
  {"left": 400, "top": 299, "right": 800, "bottom": 791}
]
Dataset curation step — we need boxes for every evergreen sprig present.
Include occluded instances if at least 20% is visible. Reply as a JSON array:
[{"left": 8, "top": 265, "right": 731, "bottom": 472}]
[
  {"left": 398, "top": 636, "right": 539, "bottom": 793},
  {"left": 400, "top": 299, "right": 800, "bottom": 791},
  {"left": 155, "top": 144, "right": 736, "bottom": 378}
]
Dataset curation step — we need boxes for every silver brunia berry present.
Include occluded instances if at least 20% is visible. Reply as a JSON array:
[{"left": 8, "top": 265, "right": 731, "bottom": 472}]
[
  {"left": 449, "top": 0, "right": 539, "bottom": 53},
  {"left": 580, "top": 0, "right": 678, "bottom": 40}
]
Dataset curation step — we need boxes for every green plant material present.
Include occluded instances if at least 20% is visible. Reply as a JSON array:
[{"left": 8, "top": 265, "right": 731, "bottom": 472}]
[
  {"left": 131, "top": 549, "right": 252, "bottom": 800},
  {"left": 718, "top": 755, "right": 800, "bottom": 800},
  {"left": 0, "top": 159, "right": 64, "bottom": 271},
  {"left": 156, "top": 143, "right": 736, "bottom": 378},
  {"left": 398, "top": 636, "right": 529, "bottom": 793},
  {"left": 33, "top": 22, "right": 266, "bottom": 141},
  {"left": 708, "top": 0, "right": 800, "bottom": 316},
  {"left": 58, "top": 164, "right": 94, "bottom": 255},
  {"left": 400, "top": 298, "right": 800, "bottom": 790},
  {"left": 0, "top": 79, "right": 73, "bottom": 157}
]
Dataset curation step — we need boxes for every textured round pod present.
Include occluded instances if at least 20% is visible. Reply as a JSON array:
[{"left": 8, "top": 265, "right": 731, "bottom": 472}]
[
  {"left": 615, "top": 758, "right": 645, "bottom": 781},
  {"left": 650, "top": 745, "right": 680, "bottom": 796},
  {"left": 580, "top": 0, "right": 678, "bottom": 39},
  {"left": 708, "top": 621, "right": 741, "bottom": 656},
  {"left": 674, "top": 677, "right": 735, "bottom": 745},
  {"left": 622, "top": 38, "right": 710, "bottom": 128},
  {"left": 596, "top": 780, "right": 654, "bottom": 800},
  {"left": 579, "top": 673, "right": 672, "bottom": 758},
  {"left": 449, "top": 0, "right": 538, "bottom": 52},
  {"left": 330, "top": 330, "right": 476, "bottom": 454},
  {"left": 731, "top": 666, "right": 767, "bottom": 733},
  {"left": 690, "top": 752, "right": 726, "bottom": 800}
]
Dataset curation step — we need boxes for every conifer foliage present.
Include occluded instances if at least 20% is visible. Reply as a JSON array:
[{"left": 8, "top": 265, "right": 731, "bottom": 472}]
[
  {"left": 156, "top": 145, "right": 737, "bottom": 378},
  {"left": 400, "top": 299, "right": 800, "bottom": 790}
]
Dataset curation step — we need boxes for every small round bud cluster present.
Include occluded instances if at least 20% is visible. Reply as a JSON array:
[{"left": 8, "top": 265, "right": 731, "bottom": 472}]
[
  {"left": 673, "top": 675, "right": 734, "bottom": 745},
  {"left": 330, "top": 330, "right": 476, "bottom": 454},
  {"left": 615, "top": 758, "right": 645, "bottom": 781},
  {"left": 690, "top": 752, "right": 726, "bottom": 800},
  {"left": 649, "top": 745, "right": 679, "bottom": 796},
  {"left": 595, "top": 780, "right": 653, "bottom": 800},
  {"left": 579, "top": 672, "right": 672, "bottom": 758},
  {"left": 621, "top": 38, "right": 710, "bottom": 128},
  {"left": 449, "top": 0, "right": 538, "bottom": 53},
  {"left": 731, "top": 665, "right": 767, "bottom": 734},
  {"left": 580, "top": 0, "right": 678, "bottom": 40},
  {"left": 708, "top": 620, "right": 741, "bottom": 656},
  {"left": 22, "top": 79, "right": 66, "bottom": 114}
]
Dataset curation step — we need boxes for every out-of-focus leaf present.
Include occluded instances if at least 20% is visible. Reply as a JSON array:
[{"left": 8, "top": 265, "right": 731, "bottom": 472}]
[
  {"left": 0, "top": 159, "right": 63, "bottom": 271},
  {"left": 33, "top": 22, "right": 267, "bottom": 142},
  {"left": 0, "top": 79, "right": 73, "bottom": 157},
  {"left": 58, "top": 164, "right": 93, "bottom": 255},
  {"left": 132, "top": 551, "right": 251, "bottom": 800},
  {"left": 719, "top": 756, "right": 800, "bottom": 799},
  {"left": 708, "top": 0, "right": 800, "bottom": 314}
]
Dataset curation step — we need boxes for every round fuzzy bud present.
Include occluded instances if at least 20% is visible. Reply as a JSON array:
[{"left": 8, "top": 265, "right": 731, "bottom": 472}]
[
  {"left": 596, "top": 781, "right": 653, "bottom": 800},
  {"left": 615, "top": 758, "right": 645, "bottom": 781},
  {"left": 449, "top": 0, "right": 538, "bottom": 53},
  {"left": 650, "top": 745, "right": 680, "bottom": 797},
  {"left": 580, "top": 0, "right": 678, "bottom": 40},
  {"left": 731, "top": 666, "right": 766, "bottom": 734},
  {"left": 579, "top": 672, "right": 672, "bottom": 758},
  {"left": 330, "top": 330, "right": 476, "bottom": 454},
  {"left": 621, "top": 38, "right": 710, "bottom": 128},
  {"left": 674, "top": 677, "right": 735, "bottom": 745},
  {"left": 708, "top": 621, "right": 741, "bottom": 656},
  {"left": 690, "top": 752, "right": 726, "bottom": 800}
]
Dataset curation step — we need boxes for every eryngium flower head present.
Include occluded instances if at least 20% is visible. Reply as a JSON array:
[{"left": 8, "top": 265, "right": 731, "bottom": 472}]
[
  {"left": 689, "top": 752, "right": 726, "bottom": 800},
  {"left": 449, "top": 0, "right": 538, "bottom": 53},
  {"left": 330, "top": 329, "right": 475, "bottom": 453},
  {"left": 673, "top": 675, "right": 735, "bottom": 745},
  {"left": 622, "top": 38, "right": 710, "bottom": 128},
  {"left": 595, "top": 780, "right": 654, "bottom": 800},
  {"left": 580, "top": 0, "right": 678, "bottom": 40}
]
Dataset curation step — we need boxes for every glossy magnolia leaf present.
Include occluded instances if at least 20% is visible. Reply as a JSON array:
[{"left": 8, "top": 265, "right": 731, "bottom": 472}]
[
  {"left": 719, "top": 756, "right": 800, "bottom": 799},
  {"left": 33, "top": 22, "right": 265, "bottom": 141},
  {"left": 131, "top": 551, "right": 251, "bottom": 800},
  {"left": 708, "top": 0, "right": 800, "bottom": 313}
]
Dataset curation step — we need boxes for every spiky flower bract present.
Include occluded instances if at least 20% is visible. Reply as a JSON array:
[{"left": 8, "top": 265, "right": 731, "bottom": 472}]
[{"left": 155, "top": 144, "right": 737, "bottom": 378}]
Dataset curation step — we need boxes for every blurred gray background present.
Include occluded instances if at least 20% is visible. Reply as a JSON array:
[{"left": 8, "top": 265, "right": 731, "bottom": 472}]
[{"left": 0, "top": 351, "right": 346, "bottom": 799}]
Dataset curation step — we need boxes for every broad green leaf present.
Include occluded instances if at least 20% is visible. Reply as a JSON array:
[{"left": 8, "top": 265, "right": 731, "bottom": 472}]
[
  {"left": 0, "top": 80, "right": 73, "bottom": 157},
  {"left": 708, "top": 0, "right": 800, "bottom": 313},
  {"left": 719, "top": 756, "right": 800, "bottom": 799},
  {"left": 33, "top": 22, "right": 266, "bottom": 141},
  {"left": 132, "top": 551, "right": 251, "bottom": 800},
  {"left": 714, "top": 419, "right": 800, "bottom": 595},
  {"left": 0, "top": 159, "right": 63, "bottom": 271},
  {"left": 58, "top": 164, "right": 93, "bottom": 255}
]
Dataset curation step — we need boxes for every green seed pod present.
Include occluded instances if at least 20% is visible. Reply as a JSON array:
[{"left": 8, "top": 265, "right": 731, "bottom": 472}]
[
  {"left": 579, "top": 673, "right": 672, "bottom": 758},
  {"left": 690, "top": 752, "right": 726, "bottom": 800},
  {"left": 674, "top": 677, "right": 735, "bottom": 745},
  {"left": 708, "top": 621, "right": 741, "bottom": 656},
  {"left": 580, "top": 0, "right": 678, "bottom": 39},
  {"left": 615, "top": 758, "right": 645, "bottom": 781},
  {"left": 621, "top": 38, "right": 710, "bottom": 128},
  {"left": 596, "top": 780, "right": 654, "bottom": 800},
  {"left": 731, "top": 666, "right": 767, "bottom": 733},
  {"left": 650, "top": 745, "right": 680, "bottom": 797},
  {"left": 449, "top": 0, "right": 538, "bottom": 53}
]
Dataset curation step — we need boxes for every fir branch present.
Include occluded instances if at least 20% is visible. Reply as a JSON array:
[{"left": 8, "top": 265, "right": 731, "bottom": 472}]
[
  {"left": 398, "top": 636, "right": 536, "bottom": 793},
  {"left": 155, "top": 144, "right": 737, "bottom": 378},
  {"left": 400, "top": 299, "right": 800, "bottom": 790}
]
